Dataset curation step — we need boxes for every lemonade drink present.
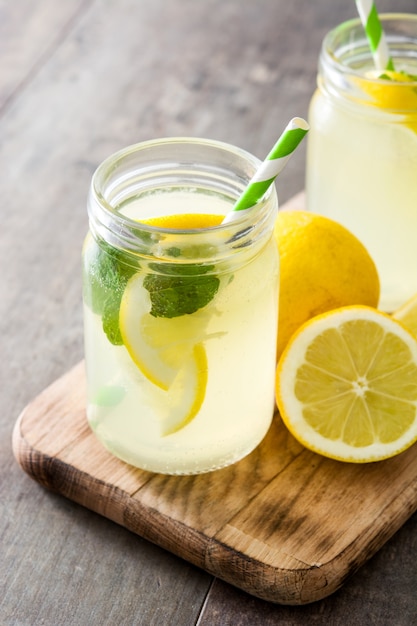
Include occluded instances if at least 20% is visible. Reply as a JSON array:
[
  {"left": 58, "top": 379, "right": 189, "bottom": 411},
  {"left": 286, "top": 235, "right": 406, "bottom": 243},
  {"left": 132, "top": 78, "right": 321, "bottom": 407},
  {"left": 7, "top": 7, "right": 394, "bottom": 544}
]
[
  {"left": 306, "top": 14, "right": 417, "bottom": 312},
  {"left": 83, "top": 139, "right": 279, "bottom": 475}
]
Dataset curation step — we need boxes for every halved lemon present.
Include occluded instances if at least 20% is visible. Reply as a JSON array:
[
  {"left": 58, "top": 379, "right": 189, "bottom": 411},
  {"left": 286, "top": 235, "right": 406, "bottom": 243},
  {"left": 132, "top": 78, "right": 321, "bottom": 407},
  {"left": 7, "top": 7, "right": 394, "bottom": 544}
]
[
  {"left": 276, "top": 306, "right": 417, "bottom": 463},
  {"left": 119, "top": 272, "right": 211, "bottom": 390},
  {"left": 393, "top": 293, "right": 417, "bottom": 338}
]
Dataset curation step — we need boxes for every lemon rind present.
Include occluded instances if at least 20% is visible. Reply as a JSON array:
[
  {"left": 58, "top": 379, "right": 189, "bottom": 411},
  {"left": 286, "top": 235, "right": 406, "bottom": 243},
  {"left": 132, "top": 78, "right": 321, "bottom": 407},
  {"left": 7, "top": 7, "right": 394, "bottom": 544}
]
[{"left": 161, "top": 342, "right": 208, "bottom": 436}]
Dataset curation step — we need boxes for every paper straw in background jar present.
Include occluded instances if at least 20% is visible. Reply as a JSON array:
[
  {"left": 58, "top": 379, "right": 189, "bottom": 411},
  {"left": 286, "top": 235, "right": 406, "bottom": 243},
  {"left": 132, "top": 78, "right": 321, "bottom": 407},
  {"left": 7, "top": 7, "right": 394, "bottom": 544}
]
[
  {"left": 355, "top": 0, "right": 395, "bottom": 71},
  {"left": 223, "top": 117, "right": 309, "bottom": 223}
]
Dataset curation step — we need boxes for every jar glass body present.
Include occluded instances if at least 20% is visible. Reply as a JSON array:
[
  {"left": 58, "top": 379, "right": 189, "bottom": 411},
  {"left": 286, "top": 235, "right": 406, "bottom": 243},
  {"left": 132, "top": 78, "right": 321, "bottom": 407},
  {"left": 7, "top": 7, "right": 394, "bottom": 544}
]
[
  {"left": 306, "top": 14, "right": 417, "bottom": 312},
  {"left": 83, "top": 138, "right": 279, "bottom": 475}
]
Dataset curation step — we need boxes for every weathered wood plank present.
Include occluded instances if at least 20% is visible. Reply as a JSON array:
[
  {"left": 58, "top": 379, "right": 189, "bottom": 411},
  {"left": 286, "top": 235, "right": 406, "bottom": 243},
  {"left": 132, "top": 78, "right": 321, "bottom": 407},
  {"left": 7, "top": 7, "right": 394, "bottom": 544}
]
[
  {"left": 0, "top": 0, "right": 92, "bottom": 113},
  {"left": 197, "top": 535, "right": 417, "bottom": 626}
]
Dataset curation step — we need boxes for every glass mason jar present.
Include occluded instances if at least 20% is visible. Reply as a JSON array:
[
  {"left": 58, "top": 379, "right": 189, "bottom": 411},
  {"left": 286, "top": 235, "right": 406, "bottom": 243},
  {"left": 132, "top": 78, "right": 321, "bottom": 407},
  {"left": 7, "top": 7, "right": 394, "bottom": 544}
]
[
  {"left": 83, "top": 138, "right": 279, "bottom": 475},
  {"left": 306, "top": 14, "right": 417, "bottom": 312}
]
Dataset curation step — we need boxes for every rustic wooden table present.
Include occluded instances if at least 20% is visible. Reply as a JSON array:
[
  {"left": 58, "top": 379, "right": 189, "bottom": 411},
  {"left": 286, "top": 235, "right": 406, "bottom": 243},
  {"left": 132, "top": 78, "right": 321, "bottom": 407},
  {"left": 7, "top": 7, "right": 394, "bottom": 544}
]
[{"left": 2, "top": 1, "right": 417, "bottom": 624}]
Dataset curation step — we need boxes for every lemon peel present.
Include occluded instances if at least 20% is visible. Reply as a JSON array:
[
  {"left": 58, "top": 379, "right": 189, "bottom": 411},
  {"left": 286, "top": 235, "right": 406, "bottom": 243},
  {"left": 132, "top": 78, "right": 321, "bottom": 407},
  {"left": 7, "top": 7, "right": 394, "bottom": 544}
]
[
  {"left": 274, "top": 211, "right": 380, "bottom": 360},
  {"left": 161, "top": 343, "right": 208, "bottom": 436}
]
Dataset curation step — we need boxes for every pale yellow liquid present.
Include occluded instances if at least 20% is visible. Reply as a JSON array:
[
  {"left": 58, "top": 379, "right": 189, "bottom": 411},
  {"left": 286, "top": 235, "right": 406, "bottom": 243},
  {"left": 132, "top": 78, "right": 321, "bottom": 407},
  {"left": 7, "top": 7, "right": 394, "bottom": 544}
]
[
  {"left": 84, "top": 190, "right": 279, "bottom": 474},
  {"left": 306, "top": 79, "right": 417, "bottom": 312}
]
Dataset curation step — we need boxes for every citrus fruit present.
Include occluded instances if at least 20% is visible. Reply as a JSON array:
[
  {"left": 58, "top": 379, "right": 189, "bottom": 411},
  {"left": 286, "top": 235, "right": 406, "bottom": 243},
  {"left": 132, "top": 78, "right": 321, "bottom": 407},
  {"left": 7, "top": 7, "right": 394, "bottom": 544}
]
[
  {"left": 120, "top": 212, "right": 222, "bottom": 391},
  {"left": 357, "top": 70, "right": 417, "bottom": 133},
  {"left": 274, "top": 210, "right": 380, "bottom": 360},
  {"left": 161, "top": 343, "right": 208, "bottom": 436},
  {"left": 119, "top": 268, "right": 211, "bottom": 390},
  {"left": 393, "top": 293, "right": 417, "bottom": 337},
  {"left": 276, "top": 305, "right": 417, "bottom": 463},
  {"left": 119, "top": 212, "right": 221, "bottom": 434},
  {"left": 139, "top": 213, "right": 224, "bottom": 229}
]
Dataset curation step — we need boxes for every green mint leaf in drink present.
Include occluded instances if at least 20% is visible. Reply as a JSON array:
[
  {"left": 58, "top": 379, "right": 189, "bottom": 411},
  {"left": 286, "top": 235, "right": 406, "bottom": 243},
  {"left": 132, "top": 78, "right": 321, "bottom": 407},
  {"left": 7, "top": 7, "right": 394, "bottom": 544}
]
[
  {"left": 102, "top": 291, "right": 125, "bottom": 345},
  {"left": 83, "top": 238, "right": 138, "bottom": 345},
  {"left": 143, "top": 263, "right": 220, "bottom": 318},
  {"left": 378, "top": 70, "right": 417, "bottom": 81}
]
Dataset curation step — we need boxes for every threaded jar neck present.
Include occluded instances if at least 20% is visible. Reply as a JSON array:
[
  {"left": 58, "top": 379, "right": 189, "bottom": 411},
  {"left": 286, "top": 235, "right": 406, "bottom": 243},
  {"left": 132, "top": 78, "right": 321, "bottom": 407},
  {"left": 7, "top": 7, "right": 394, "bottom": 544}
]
[
  {"left": 318, "top": 13, "right": 417, "bottom": 114},
  {"left": 87, "top": 137, "right": 278, "bottom": 271}
]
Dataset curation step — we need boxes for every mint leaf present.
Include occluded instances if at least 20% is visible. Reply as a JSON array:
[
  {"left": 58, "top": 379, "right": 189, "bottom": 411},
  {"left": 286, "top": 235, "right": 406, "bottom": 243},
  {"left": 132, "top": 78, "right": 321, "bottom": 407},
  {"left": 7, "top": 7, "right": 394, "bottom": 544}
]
[
  {"left": 379, "top": 70, "right": 417, "bottom": 81},
  {"left": 144, "top": 263, "right": 220, "bottom": 318},
  {"left": 83, "top": 239, "right": 138, "bottom": 344},
  {"left": 93, "top": 385, "right": 125, "bottom": 407},
  {"left": 102, "top": 292, "right": 125, "bottom": 345},
  {"left": 398, "top": 71, "right": 417, "bottom": 80}
]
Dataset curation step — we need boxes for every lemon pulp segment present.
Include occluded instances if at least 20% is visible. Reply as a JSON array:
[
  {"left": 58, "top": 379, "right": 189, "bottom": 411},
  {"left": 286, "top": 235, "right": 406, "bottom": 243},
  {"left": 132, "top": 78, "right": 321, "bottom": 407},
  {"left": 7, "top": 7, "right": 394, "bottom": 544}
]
[
  {"left": 119, "top": 272, "right": 212, "bottom": 390},
  {"left": 161, "top": 342, "right": 208, "bottom": 436},
  {"left": 393, "top": 293, "right": 417, "bottom": 337}
]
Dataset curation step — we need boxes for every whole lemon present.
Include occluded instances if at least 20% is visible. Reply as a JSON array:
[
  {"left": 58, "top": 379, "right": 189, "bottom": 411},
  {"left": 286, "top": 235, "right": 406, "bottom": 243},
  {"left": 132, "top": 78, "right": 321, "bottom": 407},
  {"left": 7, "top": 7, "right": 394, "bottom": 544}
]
[{"left": 274, "top": 210, "right": 380, "bottom": 360}]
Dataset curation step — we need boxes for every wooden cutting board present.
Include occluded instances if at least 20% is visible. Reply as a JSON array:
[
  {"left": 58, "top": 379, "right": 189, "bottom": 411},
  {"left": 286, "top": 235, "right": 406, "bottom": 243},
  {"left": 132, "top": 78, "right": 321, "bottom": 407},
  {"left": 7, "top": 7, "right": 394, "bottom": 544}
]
[{"left": 12, "top": 193, "right": 417, "bottom": 605}]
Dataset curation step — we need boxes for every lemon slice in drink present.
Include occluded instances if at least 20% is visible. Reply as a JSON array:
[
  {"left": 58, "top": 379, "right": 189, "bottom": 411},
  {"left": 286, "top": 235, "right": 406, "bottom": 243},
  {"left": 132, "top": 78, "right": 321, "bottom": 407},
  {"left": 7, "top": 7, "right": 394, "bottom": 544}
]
[
  {"left": 161, "top": 342, "right": 208, "bottom": 436},
  {"left": 141, "top": 213, "right": 224, "bottom": 229},
  {"left": 393, "top": 293, "right": 417, "bottom": 338},
  {"left": 119, "top": 211, "right": 223, "bottom": 432},
  {"left": 119, "top": 272, "right": 211, "bottom": 390},
  {"left": 358, "top": 70, "right": 417, "bottom": 133},
  {"left": 120, "top": 211, "right": 223, "bottom": 390},
  {"left": 276, "top": 306, "right": 417, "bottom": 463}
]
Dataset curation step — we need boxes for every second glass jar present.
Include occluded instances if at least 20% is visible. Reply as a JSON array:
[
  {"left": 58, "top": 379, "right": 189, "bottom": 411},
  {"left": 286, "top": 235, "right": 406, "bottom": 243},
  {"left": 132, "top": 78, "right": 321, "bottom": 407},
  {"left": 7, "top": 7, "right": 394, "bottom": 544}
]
[{"left": 306, "top": 13, "right": 417, "bottom": 312}]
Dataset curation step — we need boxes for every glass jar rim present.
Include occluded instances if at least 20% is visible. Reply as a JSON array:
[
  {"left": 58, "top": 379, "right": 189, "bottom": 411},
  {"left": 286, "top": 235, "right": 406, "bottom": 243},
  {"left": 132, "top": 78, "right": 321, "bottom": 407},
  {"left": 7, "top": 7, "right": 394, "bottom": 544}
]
[
  {"left": 87, "top": 137, "right": 278, "bottom": 264},
  {"left": 321, "top": 12, "right": 417, "bottom": 86},
  {"left": 90, "top": 136, "right": 275, "bottom": 235}
]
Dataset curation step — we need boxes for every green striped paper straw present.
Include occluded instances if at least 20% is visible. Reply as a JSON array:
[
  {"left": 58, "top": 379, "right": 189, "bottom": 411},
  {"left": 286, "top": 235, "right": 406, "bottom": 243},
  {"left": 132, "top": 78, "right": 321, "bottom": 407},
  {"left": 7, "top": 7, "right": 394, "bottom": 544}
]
[
  {"left": 355, "top": 0, "right": 395, "bottom": 71},
  {"left": 224, "top": 117, "right": 309, "bottom": 221}
]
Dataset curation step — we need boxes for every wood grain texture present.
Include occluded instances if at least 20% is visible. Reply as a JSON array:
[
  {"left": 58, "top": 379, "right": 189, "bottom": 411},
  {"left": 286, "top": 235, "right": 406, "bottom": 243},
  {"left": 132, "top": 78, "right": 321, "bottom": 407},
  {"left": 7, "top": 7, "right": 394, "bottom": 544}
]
[
  {"left": 0, "top": 0, "right": 92, "bottom": 113},
  {"left": 3, "top": 0, "right": 417, "bottom": 623},
  {"left": 12, "top": 355, "right": 417, "bottom": 605}
]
